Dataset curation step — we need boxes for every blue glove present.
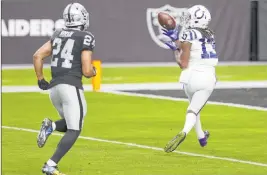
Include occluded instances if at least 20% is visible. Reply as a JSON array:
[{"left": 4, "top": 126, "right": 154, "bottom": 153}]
[
  {"left": 162, "top": 25, "right": 181, "bottom": 41},
  {"left": 164, "top": 41, "right": 180, "bottom": 51}
]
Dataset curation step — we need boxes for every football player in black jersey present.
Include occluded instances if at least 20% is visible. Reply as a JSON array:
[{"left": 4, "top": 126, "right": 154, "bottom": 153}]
[{"left": 33, "top": 3, "right": 96, "bottom": 175}]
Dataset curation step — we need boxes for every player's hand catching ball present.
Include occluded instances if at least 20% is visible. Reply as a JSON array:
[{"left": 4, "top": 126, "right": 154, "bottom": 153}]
[
  {"left": 162, "top": 25, "right": 182, "bottom": 41},
  {"left": 164, "top": 41, "right": 179, "bottom": 51}
]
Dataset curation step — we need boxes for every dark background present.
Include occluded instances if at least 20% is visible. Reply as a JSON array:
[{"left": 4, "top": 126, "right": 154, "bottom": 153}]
[{"left": 2, "top": 0, "right": 251, "bottom": 64}]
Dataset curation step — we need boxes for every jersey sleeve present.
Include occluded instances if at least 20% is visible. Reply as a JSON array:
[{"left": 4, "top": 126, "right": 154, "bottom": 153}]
[
  {"left": 81, "top": 32, "right": 95, "bottom": 51},
  {"left": 180, "top": 29, "right": 201, "bottom": 43}
]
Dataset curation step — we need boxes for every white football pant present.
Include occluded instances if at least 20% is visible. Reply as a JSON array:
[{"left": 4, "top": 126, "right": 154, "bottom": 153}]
[
  {"left": 183, "top": 70, "right": 216, "bottom": 114},
  {"left": 49, "top": 84, "right": 87, "bottom": 131}
]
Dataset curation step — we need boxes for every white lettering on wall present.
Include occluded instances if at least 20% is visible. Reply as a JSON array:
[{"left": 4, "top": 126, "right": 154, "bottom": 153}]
[
  {"left": 1, "top": 19, "right": 65, "bottom": 37},
  {"left": 16, "top": 19, "right": 29, "bottom": 36}
]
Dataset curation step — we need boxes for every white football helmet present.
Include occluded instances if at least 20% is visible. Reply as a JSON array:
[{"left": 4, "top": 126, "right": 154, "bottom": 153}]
[
  {"left": 63, "top": 3, "right": 89, "bottom": 30},
  {"left": 180, "top": 5, "right": 211, "bottom": 29}
]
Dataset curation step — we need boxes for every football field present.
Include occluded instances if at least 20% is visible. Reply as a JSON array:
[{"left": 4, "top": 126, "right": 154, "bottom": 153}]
[{"left": 2, "top": 65, "right": 267, "bottom": 175}]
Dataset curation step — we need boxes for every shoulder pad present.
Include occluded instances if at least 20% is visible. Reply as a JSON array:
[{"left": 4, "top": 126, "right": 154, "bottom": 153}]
[
  {"left": 77, "top": 30, "right": 94, "bottom": 38},
  {"left": 181, "top": 29, "right": 202, "bottom": 41},
  {"left": 50, "top": 28, "right": 62, "bottom": 40}
]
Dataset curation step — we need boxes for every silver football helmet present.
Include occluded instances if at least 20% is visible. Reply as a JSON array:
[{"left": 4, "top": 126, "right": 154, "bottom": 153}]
[{"left": 63, "top": 3, "right": 89, "bottom": 30}]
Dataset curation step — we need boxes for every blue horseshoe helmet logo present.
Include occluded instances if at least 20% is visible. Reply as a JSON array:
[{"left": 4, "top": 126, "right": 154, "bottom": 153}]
[{"left": 194, "top": 7, "right": 204, "bottom": 19}]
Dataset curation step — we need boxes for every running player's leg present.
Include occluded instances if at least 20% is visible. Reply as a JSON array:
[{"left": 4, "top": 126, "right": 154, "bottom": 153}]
[
  {"left": 184, "top": 85, "right": 204, "bottom": 138},
  {"left": 181, "top": 84, "right": 197, "bottom": 135},
  {"left": 50, "top": 94, "right": 67, "bottom": 133},
  {"left": 49, "top": 86, "right": 68, "bottom": 133},
  {"left": 191, "top": 74, "right": 215, "bottom": 146},
  {"left": 164, "top": 84, "right": 192, "bottom": 153},
  {"left": 183, "top": 89, "right": 213, "bottom": 133},
  {"left": 183, "top": 71, "right": 215, "bottom": 140},
  {"left": 194, "top": 113, "right": 210, "bottom": 147},
  {"left": 185, "top": 87, "right": 206, "bottom": 140},
  {"left": 49, "top": 84, "right": 87, "bottom": 165},
  {"left": 37, "top": 85, "right": 66, "bottom": 148},
  {"left": 164, "top": 71, "right": 215, "bottom": 152},
  {"left": 194, "top": 114, "right": 205, "bottom": 139}
]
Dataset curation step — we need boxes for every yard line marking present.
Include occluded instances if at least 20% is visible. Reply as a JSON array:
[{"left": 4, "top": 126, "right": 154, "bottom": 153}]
[
  {"left": 2, "top": 81, "right": 267, "bottom": 93},
  {"left": 2, "top": 125, "right": 267, "bottom": 167},
  {"left": 2, "top": 86, "right": 267, "bottom": 111},
  {"left": 102, "top": 90, "right": 267, "bottom": 111}
]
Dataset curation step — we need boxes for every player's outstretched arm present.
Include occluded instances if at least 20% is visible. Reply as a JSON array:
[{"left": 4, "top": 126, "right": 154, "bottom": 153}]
[
  {"left": 81, "top": 50, "right": 96, "bottom": 78},
  {"left": 33, "top": 41, "right": 52, "bottom": 80}
]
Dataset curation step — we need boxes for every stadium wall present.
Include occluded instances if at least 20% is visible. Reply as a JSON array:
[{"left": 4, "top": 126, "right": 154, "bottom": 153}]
[{"left": 2, "top": 0, "right": 250, "bottom": 64}]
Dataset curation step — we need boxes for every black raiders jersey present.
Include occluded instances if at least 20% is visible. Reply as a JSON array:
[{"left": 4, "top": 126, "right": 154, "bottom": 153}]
[{"left": 49, "top": 28, "right": 95, "bottom": 90}]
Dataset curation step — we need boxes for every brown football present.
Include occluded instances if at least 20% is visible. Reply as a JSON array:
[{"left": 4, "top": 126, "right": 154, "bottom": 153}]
[{"left": 158, "top": 12, "right": 176, "bottom": 30}]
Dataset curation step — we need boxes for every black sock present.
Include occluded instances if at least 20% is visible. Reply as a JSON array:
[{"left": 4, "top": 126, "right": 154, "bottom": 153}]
[
  {"left": 50, "top": 129, "right": 81, "bottom": 164},
  {"left": 55, "top": 119, "right": 67, "bottom": 132}
]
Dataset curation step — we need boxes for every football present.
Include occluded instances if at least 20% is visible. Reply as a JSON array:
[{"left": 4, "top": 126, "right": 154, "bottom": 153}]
[{"left": 157, "top": 12, "right": 176, "bottom": 30}]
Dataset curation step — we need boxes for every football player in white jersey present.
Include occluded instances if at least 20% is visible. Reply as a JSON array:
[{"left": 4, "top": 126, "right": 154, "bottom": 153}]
[{"left": 162, "top": 5, "right": 218, "bottom": 153}]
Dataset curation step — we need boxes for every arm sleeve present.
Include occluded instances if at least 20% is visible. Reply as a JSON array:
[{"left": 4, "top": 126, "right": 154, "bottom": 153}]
[{"left": 82, "top": 32, "right": 95, "bottom": 51}]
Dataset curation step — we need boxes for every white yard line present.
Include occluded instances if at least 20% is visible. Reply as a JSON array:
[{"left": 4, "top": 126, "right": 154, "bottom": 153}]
[
  {"left": 2, "top": 61, "right": 267, "bottom": 69},
  {"left": 2, "top": 81, "right": 267, "bottom": 93},
  {"left": 102, "top": 90, "right": 267, "bottom": 111},
  {"left": 2, "top": 125, "right": 267, "bottom": 167},
  {"left": 2, "top": 83, "right": 267, "bottom": 111}
]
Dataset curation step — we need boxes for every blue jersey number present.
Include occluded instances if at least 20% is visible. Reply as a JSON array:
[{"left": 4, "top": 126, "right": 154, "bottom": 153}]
[{"left": 199, "top": 38, "right": 217, "bottom": 59}]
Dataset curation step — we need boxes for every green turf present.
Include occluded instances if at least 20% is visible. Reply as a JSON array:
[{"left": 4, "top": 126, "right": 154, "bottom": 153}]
[
  {"left": 2, "top": 65, "right": 267, "bottom": 86},
  {"left": 2, "top": 92, "right": 267, "bottom": 175}
]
